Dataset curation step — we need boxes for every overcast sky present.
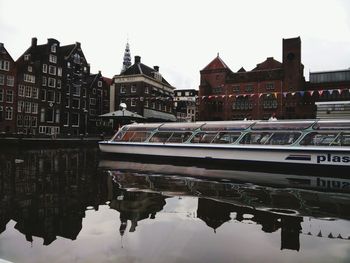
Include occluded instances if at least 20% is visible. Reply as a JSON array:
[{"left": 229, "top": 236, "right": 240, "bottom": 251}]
[{"left": 1, "top": 0, "right": 350, "bottom": 89}]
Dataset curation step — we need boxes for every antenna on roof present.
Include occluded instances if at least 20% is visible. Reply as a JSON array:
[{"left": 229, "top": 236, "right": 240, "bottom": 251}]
[{"left": 217, "top": 52, "right": 219, "bottom": 57}]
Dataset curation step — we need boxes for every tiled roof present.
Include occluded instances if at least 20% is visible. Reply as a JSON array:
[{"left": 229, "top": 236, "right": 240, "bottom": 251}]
[{"left": 252, "top": 57, "right": 282, "bottom": 71}]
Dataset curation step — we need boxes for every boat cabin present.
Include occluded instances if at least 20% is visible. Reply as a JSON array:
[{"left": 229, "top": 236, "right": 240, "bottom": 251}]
[{"left": 111, "top": 120, "right": 350, "bottom": 147}]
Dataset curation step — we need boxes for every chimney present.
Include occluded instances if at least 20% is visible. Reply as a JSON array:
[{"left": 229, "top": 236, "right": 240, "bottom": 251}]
[
  {"left": 0, "top": 43, "right": 3, "bottom": 49},
  {"left": 31, "top": 37, "right": 37, "bottom": 47},
  {"left": 153, "top": 66, "right": 159, "bottom": 72},
  {"left": 135, "top": 56, "right": 141, "bottom": 64},
  {"left": 76, "top": 42, "right": 81, "bottom": 48}
]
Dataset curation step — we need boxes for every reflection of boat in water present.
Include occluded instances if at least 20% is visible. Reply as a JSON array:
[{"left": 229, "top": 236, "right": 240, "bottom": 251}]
[
  {"left": 100, "top": 161, "right": 350, "bottom": 250},
  {"left": 99, "top": 159, "right": 350, "bottom": 193},
  {"left": 99, "top": 120, "right": 350, "bottom": 175}
]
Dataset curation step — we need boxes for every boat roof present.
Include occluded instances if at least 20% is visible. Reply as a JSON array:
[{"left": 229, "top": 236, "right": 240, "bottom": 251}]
[{"left": 122, "top": 119, "right": 350, "bottom": 131}]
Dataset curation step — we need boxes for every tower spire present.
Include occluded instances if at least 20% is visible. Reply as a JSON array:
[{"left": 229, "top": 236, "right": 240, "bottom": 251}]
[{"left": 121, "top": 40, "right": 132, "bottom": 73}]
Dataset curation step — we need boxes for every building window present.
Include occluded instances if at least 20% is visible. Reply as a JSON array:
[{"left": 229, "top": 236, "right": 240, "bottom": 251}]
[
  {"left": 5, "top": 107, "right": 13, "bottom": 120},
  {"left": 57, "top": 67, "right": 62, "bottom": 76},
  {"left": 93, "top": 88, "right": 96, "bottom": 94},
  {"left": 42, "top": 76, "right": 47, "bottom": 86},
  {"left": 232, "top": 85, "right": 240, "bottom": 93},
  {"left": 90, "top": 109, "right": 96, "bottom": 115},
  {"left": 46, "top": 108, "right": 54, "bottom": 122},
  {"left": 56, "top": 92, "right": 61, "bottom": 103},
  {"left": 185, "top": 91, "right": 189, "bottom": 96},
  {"left": 47, "top": 90, "right": 55, "bottom": 102},
  {"left": 32, "top": 87, "right": 38, "bottom": 99},
  {"left": 42, "top": 64, "right": 47, "bottom": 73},
  {"left": 245, "top": 84, "right": 253, "bottom": 92},
  {"left": 266, "top": 83, "right": 275, "bottom": 91},
  {"left": 0, "top": 74, "right": 4, "bottom": 85},
  {"left": 98, "top": 81, "right": 102, "bottom": 87},
  {"left": 31, "top": 103, "right": 38, "bottom": 114},
  {"left": 24, "top": 74, "right": 35, "bottom": 83},
  {"left": 213, "top": 87, "right": 222, "bottom": 94},
  {"left": 55, "top": 110, "right": 60, "bottom": 123},
  {"left": 71, "top": 113, "right": 79, "bottom": 126},
  {"left": 17, "top": 115, "right": 23, "bottom": 127},
  {"left": 6, "top": 90, "right": 13, "bottom": 103},
  {"left": 28, "top": 66, "right": 32, "bottom": 72},
  {"left": 31, "top": 116, "right": 37, "bottom": 127},
  {"left": 90, "top": 98, "right": 96, "bottom": 105},
  {"left": 25, "top": 101, "right": 31, "bottom": 113},
  {"left": 40, "top": 108, "right": 45, "bottom": 122},
  {"left": 145, "top": 86, "right": 149, "bottom": 94},
  {"left": 40, "top": 89, "right": 46, "bottom": 101},
  {"left": 131, "top": 99, "right": 136, "bottom": 106},
  {"left": 57, "top": 79, "right": 61, "bottom": 89},
  {"left": 49, "top": 65, "right": 56, "bottom": 75},
  {"left": 23, "top": 115, "right": 30, "bottom": 127},
  {"left": 48, "top": 77, "right": 56, "bottom": 88},
  {"left": 17, "top": 101, "right": 24, "bottom": 112},
  {"left": 145, "top": 100, "right": 149, "bottom": 107},
  {"left": 63, "top": 112, "right": 69, "bottom": 126},
  {"left": 18, "top": 85, "right": 25, "bottom": 97},
  {"left": 73, "top": 53, "right": 80, "bottom": 64},
  {"left": 24, "top": 55, "right": 30, "bottom": 61},
  {"left": 120, "top": 85, "right": 126, "bottom": 93},
  {"left": 49, "top": 54, "right": 57, "bottom": 64},
  {"left": 72, "top": 98, "right": 80, "bottom": 108},
  {"left": 152, "top": 102, "right": 155, "bottom": 109},
  {"left": 7, "top": 76, "right": 14, "bottom": 86},
  {"left": 0, "top": 89, "right": 3, "bottom": 102},
  {"left": 0, "top": 60, "right": 10, "bottom": 71},
  {"left": 131, "top": 85, "right": 136, "bottom": 93},
  {"left": 25, "top": 86, "right": 31, "bottom": 97}
]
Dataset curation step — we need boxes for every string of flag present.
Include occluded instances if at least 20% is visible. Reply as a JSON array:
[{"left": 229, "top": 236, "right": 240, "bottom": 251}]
[{"left": 200, "top": 88, "right": 350, "bottom": 100}]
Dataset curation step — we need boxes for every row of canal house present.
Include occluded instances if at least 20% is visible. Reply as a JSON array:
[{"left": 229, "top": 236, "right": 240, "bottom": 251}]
[
  {"left": 0, "top": 38, "right": 111, "bottom": 136},
  {"left": 198, "top": 37, "right": 350, "bottom": 120}
]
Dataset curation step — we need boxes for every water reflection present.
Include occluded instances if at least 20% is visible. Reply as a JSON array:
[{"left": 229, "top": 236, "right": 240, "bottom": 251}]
[{"left": 0, "top": 147, "right": 349, "bottom": 256}]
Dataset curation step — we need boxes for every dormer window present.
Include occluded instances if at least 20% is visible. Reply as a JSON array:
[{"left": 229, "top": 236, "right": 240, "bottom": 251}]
[
  {"left": 73, "top": 53, "right": 81, "bottom": 64},
  {"left": 154, "top": 72, "right": 162, "bottom": 81},
  {"left": 98, "top": 81, "right": 102, "bottom": 87},
  {"left": 24, "top": 55, "right": 30, "bottom": 61},
  {"left": 51, "top": 44, "right": 57, "bottom": 53}
]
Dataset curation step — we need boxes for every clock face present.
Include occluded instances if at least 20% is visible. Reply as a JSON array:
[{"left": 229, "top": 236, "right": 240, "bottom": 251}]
[{"left": 287, "top": 52, "right": 295, "bottom": 61}]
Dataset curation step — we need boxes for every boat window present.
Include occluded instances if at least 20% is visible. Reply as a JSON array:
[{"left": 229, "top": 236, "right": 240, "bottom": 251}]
[
  {"left": 251, "top": 121, "right": 314, "bottom": 130},
  {"left": 265, "top": 132, "right": 301, "bottom": 145},
  {"left": 201, "top": 121, "right": 254, "bottom": 131},
  {"left": 118, "top": 131, "right": 151, "bottom": 142},
  {"left": 159, "top": 122, "right": 203, "bottom": 131},
  {"left": 111, "top": 130, "right": 126, "bottom": 141},
  {"left": 190, "top": 132, "right": 218, "bottom": 143},
  {"left": 299, "top": 132, "right": 340, "bottom": 146},
  {"left": 313, "top": 121, "right": 350, "bottom": 130},
  {"left": 125, "top": 123, "right": 162, "bottom": 132},
  {"left": 333, "top": 132, "right": 350, "bottom": 146},
  {"left": 167, "top": 132, "right": 193, "bottom": 143},
  {"left": 211, "top": 132, "right": 241, "bottom": 144},
  {"left": 239, "top": 132, "right": 273, "bottom": 145},
  {"left": 149, "top": 132, "right": 173, "bottom": 143}
]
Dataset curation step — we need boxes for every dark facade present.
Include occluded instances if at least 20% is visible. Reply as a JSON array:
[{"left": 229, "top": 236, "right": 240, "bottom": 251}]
[
  {"left": 86, "top": 72, "right": 112, "bottom": 134},
  {"left": 199, "top": 37, "right": 308, "bottom": 120},
  {"left": 0, "top": 43, "right": 17, "bottom": 133},
  {"left": 112, "top": 56, "right": 176, "bottom": 122},
  {"left": 16, "top": 38, "right": 63, "bottom": 135},
  {"left": 14, "top": 38, "right": 111, "bottom": 136},
  {"left": 174, "top": 89, "right": 198, "bottom": 122}
]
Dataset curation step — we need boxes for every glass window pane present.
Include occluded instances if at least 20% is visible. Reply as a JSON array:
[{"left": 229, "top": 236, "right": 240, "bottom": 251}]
[
  {"left": 299, "top": 132, "right": 339, "bottom": 146},
  {"left": 149, "top": 132, "right": 173, "bottom": 143},
  {"left": 252, "top": 121, "right": 314, "bottom": 130},
  {"left": 167, "top": 132, "right": 192, "bottom": 143},
  {"left": 266, "top": 132, "right": 301, "bottom": 145},
  {"left": 190, "top": 132, "right": 218, "bottom": 143},
  {"left": 239, "top": 132, "right": 273, "bottom": 144},
  {"left": 212, "top": 132, "right": 241, "bottom": 144},
  {"left": 201, "top": 121, "right": 254, "bottom": 131},
  {"left": 313, "top": 121, "right": 350, "bottom": 130}
]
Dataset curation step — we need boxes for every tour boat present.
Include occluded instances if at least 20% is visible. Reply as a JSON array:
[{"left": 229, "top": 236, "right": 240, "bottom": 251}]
[{"left": 98, "top": 119, "right": 350, "bottom": 175}]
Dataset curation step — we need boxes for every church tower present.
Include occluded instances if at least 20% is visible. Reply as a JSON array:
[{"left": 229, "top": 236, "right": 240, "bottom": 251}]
[{"left": 121, "top": 41, "right": 132, "bottom": 73}]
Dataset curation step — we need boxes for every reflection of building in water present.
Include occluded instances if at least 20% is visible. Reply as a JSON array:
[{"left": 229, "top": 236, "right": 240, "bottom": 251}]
[
  {"left": 111, "top": 171, "right": 350, "bottom": 251},
  {"left": 0, "top": 147, "right": 108, "bottom": 245},
  {"left": 197, "top": 198, "right": 302, "bottom": 251},
  {"left": 108, "top": 173, "right": 167, "bottom": 235}
]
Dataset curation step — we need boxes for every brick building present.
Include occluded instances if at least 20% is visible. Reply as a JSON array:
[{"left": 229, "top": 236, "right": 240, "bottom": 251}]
[
  {"left": 199, "top": 37, "right": 308, "bottom": 120},
  {"left": 0, "top": 43, "right": 17, "bottom": 133}
]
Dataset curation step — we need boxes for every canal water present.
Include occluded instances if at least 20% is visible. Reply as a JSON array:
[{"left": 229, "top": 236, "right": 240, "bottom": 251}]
[{"left": 0, "top": 146, "right": 349, "bottom": 263}]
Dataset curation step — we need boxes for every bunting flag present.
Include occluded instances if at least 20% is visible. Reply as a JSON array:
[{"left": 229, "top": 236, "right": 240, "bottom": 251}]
[
  {"left": 329, "top": 90, "right": 333, "bottom": 95},
  {"left": 318, "top": 90, "right": 324, "bottom": 95},
  {"left": 299, "top": 91, "right": 305, "bottom": 96},
  {"left": 283, "top": 92, "right": 288, "bottom": 97}
]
